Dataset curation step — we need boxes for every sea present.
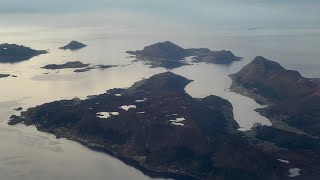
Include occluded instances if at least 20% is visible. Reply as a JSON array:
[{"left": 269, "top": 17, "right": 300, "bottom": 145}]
[{"left": 0, "top": 1, "right": 319, "bottom": 179}]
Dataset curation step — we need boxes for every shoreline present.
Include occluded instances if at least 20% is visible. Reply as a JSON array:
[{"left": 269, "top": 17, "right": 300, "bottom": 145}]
[
  {"left": 229, "top": 75, "right": 314, "bottom": 136},
  {"left": 37, "top": 127, "right": 199, "bottom": 180}
]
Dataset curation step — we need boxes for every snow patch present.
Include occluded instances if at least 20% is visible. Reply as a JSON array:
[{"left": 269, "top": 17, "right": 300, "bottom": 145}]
[
  {"left": 135, "top": 98, "right": 147, "bottom": 103},
  {"left": 288, "top": 168, "right": 301, "bottom": 177},
  {"left": 96, "top": 112, "right": 119, "bottom": 119},
  {"left": 277, "top": 159, "right": 289, "bottom": 164},
  {"left": 169, "top": 117, "right": 186, "bottom": 126},
  {"left": 120, "top": 105, "right": 136, "bottom": 111}
]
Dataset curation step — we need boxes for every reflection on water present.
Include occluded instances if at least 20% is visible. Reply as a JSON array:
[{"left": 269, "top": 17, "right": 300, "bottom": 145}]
[
  {"left": 0, "top": 124, "right": 166, "bottom": 180},
  {"left": 0, "top": 2, "right": 320, "bottom": 179}
]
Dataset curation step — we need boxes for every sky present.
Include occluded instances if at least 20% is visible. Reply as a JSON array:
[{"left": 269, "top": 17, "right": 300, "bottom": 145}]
[{"left": 0, "top": 0, "right": 319, "bottom": 30}]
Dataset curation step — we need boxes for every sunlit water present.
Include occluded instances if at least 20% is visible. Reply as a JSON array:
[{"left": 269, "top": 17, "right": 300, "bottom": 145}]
[{"left": 0, "top": 1, "right": 320, "bottom": 179}]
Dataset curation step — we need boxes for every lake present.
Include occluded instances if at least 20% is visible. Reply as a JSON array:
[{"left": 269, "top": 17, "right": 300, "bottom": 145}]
[{"left": 0, "top": 1, "right": 319, "bottom": 179}]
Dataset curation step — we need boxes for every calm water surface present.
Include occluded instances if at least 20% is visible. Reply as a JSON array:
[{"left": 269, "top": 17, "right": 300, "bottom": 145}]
[{"left": 0, "top": 1, "right": 320, "bottom": 179}]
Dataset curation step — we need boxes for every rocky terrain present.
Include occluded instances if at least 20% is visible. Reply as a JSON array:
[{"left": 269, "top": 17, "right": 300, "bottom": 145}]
[
  {"left": 9, "top": 72, "right": 293, "bottom": 180},
  {"left": 126, "top": 41, "right": 241, "bottom": 69},
  {"left": 41, "top": 61, "right": 116, "bottom": 73},
  {"left": 0, "top": 43, "right": 47, "bottom": 63},
  {"left": 59, "top": 41, "right": 87, "bottom": 50},
  {"left": 230, "top": 56, "right": 320, "bottom": 179},
  {"left": 230, "top": 56, "right": 320, "bottom": 137}
]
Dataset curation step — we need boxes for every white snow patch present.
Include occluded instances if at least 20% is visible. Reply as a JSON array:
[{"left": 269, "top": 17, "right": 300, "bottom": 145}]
[
  {"left": 277, "top": 159, "right": 290, "bottom": 164},
  {"left": 96, "top": 112, "right": 119, "bottom": 119},
  {"left": 96, "top": 112, "right": 111, "bottom": 119},
  {"left": 111, "top": 112, "right": 119, "bottom": 116},
  {"left": 135, "top": 98, "right": 147, "bottom": 103},
  {"left": 120, "top": 105, "right": 136, "bottom": 111},
  {"left": 169, "top": 117, "right": 186, "bottom": 126},
  {"left": 171, "top": 122, "right": 184, "bottom": 126},
  {"left": 288, "top": 168, "right": 301, "bottom": 177}
]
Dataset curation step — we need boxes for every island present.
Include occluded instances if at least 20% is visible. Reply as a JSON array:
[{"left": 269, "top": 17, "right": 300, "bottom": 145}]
[
  {"left": 59, "top": 41, "right": 87, "bottom": 50},
  {"left": 0, "top": 74, "right": 11, "bottom": 78},
  {"left": 9, "top": 72, "right": 290, "bottom": 180},
  {"left": 42, "top": 61, "right": 89, "bottom": 70},
  {"left": 0, "top": 74, "right": 17, "bottom": 78},
  {"left": 126, "top": 41, "right": 241, "bottom": 69},
  {"left": 41, "top": 61, "right": 116, "bottom": 73},
  {"left": 0, "top": 43, "right": 47, "bottom": 63}
]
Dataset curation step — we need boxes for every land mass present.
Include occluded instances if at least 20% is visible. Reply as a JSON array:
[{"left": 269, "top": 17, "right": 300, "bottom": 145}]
[
  {"left": 126, "top": 41, "right": 241, "bottom": 69},
  {"left": 0, "top": 43, "right": 47, "bottom": 63},
  {"left": 0, "top": 74, "right": 11, "bottom": 78},
  {"left": 0, "top": 74, "right": 17, "bottom": 78},
  {"left": 230, "top": 56, "right": 320, "bottom": 137},
  {"left": 9, "top": 72, "right": 291, "bottom": 180},
  {"left": 59, "top": 41, "right": 87, "bottom": 50},
  {"left": 41, "top": 61, "right": 116, "bottom": 73},
  {"left": 230, "top": 56, "right": 320, "bottom": 179}
]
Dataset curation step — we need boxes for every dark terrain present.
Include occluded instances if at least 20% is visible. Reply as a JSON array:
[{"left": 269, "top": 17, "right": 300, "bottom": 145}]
[
  {"left": 59, "top": 41, "right": 87, "bottom": 50},
  {"left": 9, "top": 72, "right": 293, "bottom": 180},
  {"left": 230, "top": 56, "right": 320, "bottom": 179},
  {"left": 230, "top": 56, "right": 320, "bottom": 137},
  {"left": 0, "top": 43, "right": 47, "bottom": 63},
  {"left": 126, "top": 41, "right": 241, "bottom": 69},
  {"left": 0, "top": 74, "right": 11, "bottom": 78}
]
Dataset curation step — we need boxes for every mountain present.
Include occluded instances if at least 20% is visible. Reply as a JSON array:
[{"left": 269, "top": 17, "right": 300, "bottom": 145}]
[
  {"left": 230, "top": 56, "right": 320, "bottom": 136},
  {"left": 127, "top": 41, "right": 187, "bottom": 60},
  {"left": 59, "top": 41, "right": 87, "bottom": 50},
  {"left": 126, "top": 41, "right": 241, "bottom": 69},
  {"left": 0, "top": 43, "right": 47, "bottom": 63},
  {"left": 9, "top": 72, "right": 284, "bottom": 180}
]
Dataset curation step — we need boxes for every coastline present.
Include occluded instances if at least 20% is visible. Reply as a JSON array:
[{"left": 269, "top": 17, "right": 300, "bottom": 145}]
[
  {"left": 229, "top": 75, "right": 314, "bottom": 136},
  {"left": 38, "top": 126, "right": 199, "bottom": 180}
]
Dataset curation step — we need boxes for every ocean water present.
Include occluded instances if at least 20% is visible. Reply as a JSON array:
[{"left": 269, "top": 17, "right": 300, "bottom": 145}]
[{"left": 0, "top": 1, "right": 319, "bottom": 179}]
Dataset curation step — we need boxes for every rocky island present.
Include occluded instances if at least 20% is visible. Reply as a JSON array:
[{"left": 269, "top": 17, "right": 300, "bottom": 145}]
[
  {"left": 59, "top": 41, "right": 87, "bottom": 50},
  {"left": 0, "top": 74, "right": 18, "bottom": 78},
  {"left": 126, "top": 41, "right": 241, "bottom": 69},
  {"left": 41, "top": 61, "right": 116, "bottom": 73},
  {"left": 0, "top": 43, "right": 47, "bottom": 63},
  {"left": 9, "top": 72, "right": 293, "bottom": 180},
  {"left": 0, "top": 74, "right": 11, "bottom": 78}
]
